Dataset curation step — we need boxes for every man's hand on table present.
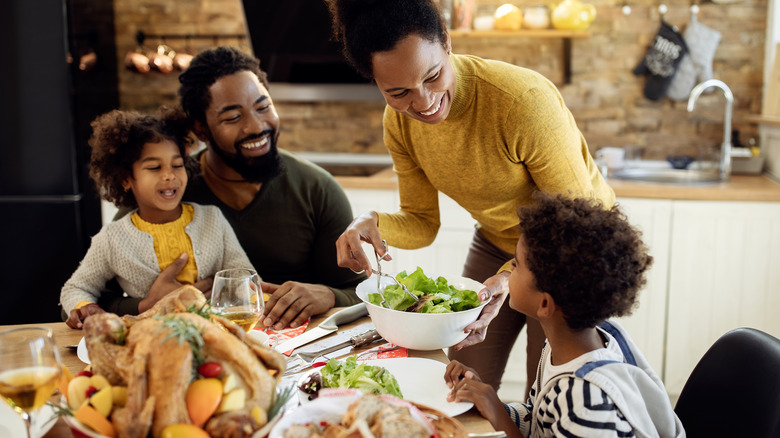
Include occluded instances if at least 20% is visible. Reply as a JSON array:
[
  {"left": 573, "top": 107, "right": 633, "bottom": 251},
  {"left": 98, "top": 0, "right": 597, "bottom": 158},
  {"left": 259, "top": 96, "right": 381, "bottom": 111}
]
[
  {"left": 66, "top": 303, "right": 105, "bottom": 329},
  {"left": 451, "top": 271, "right": 510, "bottom": 351},
  {"left": 261, "top": 281, "right": 336, "bottom": 330}
]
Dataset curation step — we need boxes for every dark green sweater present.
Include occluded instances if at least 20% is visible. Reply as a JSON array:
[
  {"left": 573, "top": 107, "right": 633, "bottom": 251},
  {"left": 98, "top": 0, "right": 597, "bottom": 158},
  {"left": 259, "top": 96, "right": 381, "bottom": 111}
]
[{"left": 101, "top": 150, "right": 365, "bottom": 315}]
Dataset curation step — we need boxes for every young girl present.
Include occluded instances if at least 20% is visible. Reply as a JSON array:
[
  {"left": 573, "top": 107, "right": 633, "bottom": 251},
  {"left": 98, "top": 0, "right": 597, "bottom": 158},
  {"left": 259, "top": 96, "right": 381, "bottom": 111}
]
[{"left": 60, "top": 107, "right": 254, "bottom": 328}]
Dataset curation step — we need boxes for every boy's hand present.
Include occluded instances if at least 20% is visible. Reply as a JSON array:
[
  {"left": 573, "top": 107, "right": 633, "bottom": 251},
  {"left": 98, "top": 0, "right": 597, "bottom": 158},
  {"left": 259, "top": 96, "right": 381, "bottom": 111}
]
[
  {"left": 66, "top": 303, "right": 105, "bottom": 329},
  {"left": 445, "top": 360, "right": 505, "bottom": 426},
  {"left": 444, "top": 360, "right": 482, "bottom": 387}
]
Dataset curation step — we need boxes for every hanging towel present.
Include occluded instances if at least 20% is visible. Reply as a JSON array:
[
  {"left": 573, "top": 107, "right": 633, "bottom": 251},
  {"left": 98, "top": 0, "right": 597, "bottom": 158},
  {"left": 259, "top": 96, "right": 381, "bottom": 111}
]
[
  {"left": 633, "top": 21, "right": 689, "bottom": 101},
  {"left": 667, "top": 15, "right": 722, "bottom": 100}
]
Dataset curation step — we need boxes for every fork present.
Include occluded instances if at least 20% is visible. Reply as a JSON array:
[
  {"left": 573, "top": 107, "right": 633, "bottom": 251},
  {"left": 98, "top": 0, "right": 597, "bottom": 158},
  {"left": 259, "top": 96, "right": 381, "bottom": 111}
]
[
  {"left": 284, "top": 329, "right": 383, "bottom": 375},
  {"left": 374, "top": 240, "right": 418, "bottom": 307}
]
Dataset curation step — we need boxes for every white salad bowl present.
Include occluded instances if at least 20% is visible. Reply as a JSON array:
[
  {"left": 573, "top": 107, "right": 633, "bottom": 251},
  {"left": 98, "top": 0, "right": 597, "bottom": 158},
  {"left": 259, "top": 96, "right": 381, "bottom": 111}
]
[{"left": 356, "top": 275, "right": 487, "bottom": 350}]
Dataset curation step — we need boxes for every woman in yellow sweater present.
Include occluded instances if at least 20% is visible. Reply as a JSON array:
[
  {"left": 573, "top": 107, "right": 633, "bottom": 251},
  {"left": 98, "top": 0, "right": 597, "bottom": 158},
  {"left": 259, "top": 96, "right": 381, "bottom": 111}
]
[{"left": 328, "top": 0, "right": 614, "bottom": 394}]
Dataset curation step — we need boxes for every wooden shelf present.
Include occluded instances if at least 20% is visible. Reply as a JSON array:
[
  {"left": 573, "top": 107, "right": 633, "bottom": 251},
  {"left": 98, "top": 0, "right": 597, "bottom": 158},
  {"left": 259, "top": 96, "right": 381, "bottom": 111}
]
[
  {"left": 745, "top": 114, "right": 780, "bottom": 127},
  {"left": 449, "top": 29, "right": 590, "bottom": 38},
  {"left": 449, "top": 29, "right": 590, "bottom": 84}
]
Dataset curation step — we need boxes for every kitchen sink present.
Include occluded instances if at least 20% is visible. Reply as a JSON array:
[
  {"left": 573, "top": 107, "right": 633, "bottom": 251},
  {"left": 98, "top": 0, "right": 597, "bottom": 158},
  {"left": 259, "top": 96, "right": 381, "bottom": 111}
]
[{"left": 611, "top": 167, "right": 723, "bottom": 185}]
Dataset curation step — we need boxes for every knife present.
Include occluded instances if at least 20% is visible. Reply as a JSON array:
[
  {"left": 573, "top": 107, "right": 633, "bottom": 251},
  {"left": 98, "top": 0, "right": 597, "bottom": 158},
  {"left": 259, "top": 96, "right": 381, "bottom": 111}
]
[
  {"left": 283, "top": 329, "right": 383, "bottom": 375},
  {"left": 274, "top": 302, "right": 368, "bottom": 353}
]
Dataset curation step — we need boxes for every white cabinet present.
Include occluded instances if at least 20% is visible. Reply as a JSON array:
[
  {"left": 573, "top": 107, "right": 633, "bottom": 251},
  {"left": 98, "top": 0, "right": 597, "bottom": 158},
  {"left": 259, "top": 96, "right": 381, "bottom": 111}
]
[
  {"left": 344, "top": 188, "right": 476, "bottom": 280},
  {"left": 611, "top": 198, "right": 673, "bottom": 375},
  {"left": 664, "top": 200, "right": 780, "bottom": 396}
]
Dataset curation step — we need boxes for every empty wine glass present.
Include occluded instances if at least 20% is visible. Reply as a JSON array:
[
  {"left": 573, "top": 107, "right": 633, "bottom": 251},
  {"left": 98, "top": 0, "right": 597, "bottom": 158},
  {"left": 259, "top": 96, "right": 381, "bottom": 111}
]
[
  {"left": 0, "top": 327, "right": 62, "bottom": 438},
  {"left": 211, "top": 268, "right": 264, "bottom": 332}
]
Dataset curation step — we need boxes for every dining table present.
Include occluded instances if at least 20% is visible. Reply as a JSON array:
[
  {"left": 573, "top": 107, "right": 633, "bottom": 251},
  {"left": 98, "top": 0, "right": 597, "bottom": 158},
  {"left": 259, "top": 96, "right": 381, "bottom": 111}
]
[{"left": 0, "top": 307, "right": 497, "bottom": 437}]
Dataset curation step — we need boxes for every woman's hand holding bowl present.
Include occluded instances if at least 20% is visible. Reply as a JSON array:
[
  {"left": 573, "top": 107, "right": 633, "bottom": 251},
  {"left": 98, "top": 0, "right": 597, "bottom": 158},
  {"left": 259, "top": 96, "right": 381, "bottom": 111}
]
[{"left": 451, "top": 271, "right": 510, "bottom": 351}]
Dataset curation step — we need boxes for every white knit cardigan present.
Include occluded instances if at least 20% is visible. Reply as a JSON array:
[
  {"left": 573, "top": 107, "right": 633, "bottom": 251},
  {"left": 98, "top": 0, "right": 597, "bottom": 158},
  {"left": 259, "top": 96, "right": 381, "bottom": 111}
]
[{"left": 60, "top": 203, "right": 254, "bottom": 314}]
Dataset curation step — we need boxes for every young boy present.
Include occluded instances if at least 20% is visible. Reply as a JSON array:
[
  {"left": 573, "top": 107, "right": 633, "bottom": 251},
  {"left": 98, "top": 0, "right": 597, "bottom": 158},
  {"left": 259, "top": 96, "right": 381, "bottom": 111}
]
[{"left": 444, "top": 194, "right": 685, "bottom": 438}]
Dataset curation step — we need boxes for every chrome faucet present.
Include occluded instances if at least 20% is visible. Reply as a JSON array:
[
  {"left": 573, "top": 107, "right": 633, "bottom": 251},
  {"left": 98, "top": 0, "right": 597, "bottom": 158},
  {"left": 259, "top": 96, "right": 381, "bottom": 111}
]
[{"left": 687, "top": 79, "right": 733, "bottom": 181}]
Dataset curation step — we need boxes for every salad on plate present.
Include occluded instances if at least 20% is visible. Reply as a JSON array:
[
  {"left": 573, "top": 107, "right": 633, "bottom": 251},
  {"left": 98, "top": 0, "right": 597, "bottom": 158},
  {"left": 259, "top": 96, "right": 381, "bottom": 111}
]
[{"left": 298, "top": 356, "right": 402, "bottom": 401}]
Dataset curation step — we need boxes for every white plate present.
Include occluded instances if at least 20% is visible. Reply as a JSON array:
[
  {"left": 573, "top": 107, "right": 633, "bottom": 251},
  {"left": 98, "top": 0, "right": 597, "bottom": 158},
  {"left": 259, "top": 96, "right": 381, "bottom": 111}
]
[
  {"left": 77, "top": 337, "right": 90, "bottom": 364},
  {"left": 297, "top": 357, "right": 472, "bottom": 417},
  {"left": 0, "top": 400, "right": 58, "bottom": 438},
  {"left": 272, "top": 389, "right": 435, "bottom": 438}
]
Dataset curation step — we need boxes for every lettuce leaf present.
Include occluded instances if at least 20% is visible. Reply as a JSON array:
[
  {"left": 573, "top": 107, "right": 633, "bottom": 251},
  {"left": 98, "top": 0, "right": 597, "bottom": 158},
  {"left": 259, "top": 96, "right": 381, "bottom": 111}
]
[
  {"left": 320, "top": 356, "right": 403, "bottom": 398},
  {"left": 367, "top": 267, "right": 480, "bottom": 313}
]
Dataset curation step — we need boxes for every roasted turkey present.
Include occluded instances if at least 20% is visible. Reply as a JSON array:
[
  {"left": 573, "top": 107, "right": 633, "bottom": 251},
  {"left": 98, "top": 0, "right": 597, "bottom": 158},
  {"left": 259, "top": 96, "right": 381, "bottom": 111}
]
[{"left": 83, "top": 285, "right": 286, "bottom": 438}]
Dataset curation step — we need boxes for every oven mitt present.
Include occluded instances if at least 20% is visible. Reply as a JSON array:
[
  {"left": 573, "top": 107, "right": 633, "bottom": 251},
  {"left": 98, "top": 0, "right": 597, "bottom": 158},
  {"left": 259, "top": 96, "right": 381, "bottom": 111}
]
[
  {"left": 633, "top": 21, "right": 689, "bottom": 101},
  {"left": 667, "top": 16, "right": 721, "bottom": 101}
]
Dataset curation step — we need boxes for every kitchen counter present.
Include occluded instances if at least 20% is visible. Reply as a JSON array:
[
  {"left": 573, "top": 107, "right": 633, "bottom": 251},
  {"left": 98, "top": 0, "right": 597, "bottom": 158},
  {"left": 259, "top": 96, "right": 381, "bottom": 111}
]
[{"left": 335, "top": 170, "right": 780, "bottom": 202}]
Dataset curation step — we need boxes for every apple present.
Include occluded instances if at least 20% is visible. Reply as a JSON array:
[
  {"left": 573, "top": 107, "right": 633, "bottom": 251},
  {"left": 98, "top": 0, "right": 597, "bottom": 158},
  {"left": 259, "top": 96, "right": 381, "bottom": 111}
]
[
  {"left": 111, "top": 386, "right": 128, "bottom": 407},
  {"left": 67, "top": 375, "right": 92, "bottom": 410},
  {"left": 251, "top": 405, "right": 267, "bottom": 425},
  {"left": 221, "top": 373, "right": 239, "bottom": 394},
  {"left": 89, "top": 386, "right": 113, "bottom": 417},
  {"left": 216, "top": 388, "right": 246, "bottom": 413},
  {"left": 90, "top": 374, "right": 111, "bottom": 390},
  {"left": 186, "top": 378, "right": 222, "bottom": 427}
]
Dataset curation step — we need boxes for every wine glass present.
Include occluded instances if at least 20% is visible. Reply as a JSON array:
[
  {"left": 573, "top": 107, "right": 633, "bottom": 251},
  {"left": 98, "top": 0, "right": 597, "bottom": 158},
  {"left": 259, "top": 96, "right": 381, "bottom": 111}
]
[
  {"left": 0, "top": 327, "right": 62, "bottom": 438},
  {"left": 211, "top": 268, "right": 264, "bottom": 332}
]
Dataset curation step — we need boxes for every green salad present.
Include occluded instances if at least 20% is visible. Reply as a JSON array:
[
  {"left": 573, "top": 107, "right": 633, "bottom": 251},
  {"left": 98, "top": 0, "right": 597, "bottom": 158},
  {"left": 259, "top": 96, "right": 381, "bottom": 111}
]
[
  {"left": 299, "top": 356, "right": 403, "bottom": 400},
  {"left": 368, "top": 267, "right": 481, "bottom": 313}
]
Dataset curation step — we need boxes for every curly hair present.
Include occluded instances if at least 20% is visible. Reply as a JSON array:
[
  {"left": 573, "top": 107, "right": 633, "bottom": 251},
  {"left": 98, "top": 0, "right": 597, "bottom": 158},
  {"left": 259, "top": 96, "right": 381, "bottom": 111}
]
[
  {"left": 326, "top": 0, "right": 448, "bottom": 79},
  {"left": 517, "top": 193, "right": 653, "bottom": 330},
  {"left": 178, "top": 46, "right": 268, "bottom": 124},
  {"left": 88, "top": 106, "right": 192, "bottom": 209}
]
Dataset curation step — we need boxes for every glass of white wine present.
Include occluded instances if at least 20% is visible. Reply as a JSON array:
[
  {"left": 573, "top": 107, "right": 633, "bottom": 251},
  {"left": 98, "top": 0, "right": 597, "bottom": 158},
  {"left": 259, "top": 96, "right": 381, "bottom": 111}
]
[
  {"left": 211, "top": 268, "right": 264, "bottom": 332},
  {"left": 0, "top": 327, "right": 62, "bottom": 437}
]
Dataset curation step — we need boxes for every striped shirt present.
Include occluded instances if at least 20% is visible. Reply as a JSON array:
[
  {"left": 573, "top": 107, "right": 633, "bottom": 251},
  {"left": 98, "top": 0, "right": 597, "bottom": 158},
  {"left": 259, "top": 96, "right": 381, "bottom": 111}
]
[
  {"left": 506, "top": 377, "right": 635, "bottom": 437},
  {"left": 504, "top": 321, "right": 684, "bottom": 438}
]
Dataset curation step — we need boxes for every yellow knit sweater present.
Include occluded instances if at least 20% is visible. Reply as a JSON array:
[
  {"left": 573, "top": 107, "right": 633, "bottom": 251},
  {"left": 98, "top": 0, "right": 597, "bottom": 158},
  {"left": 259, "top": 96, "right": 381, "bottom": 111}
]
[
  {"left": 131, "top": 204, "right": 197, "bottom": 284},
  {"left": 378, "top": 54, "right": 614, "bottom": 256}
]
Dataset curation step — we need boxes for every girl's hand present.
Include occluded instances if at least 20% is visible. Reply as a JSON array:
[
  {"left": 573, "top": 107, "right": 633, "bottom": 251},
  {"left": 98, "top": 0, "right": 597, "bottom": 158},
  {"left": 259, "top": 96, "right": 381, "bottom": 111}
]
[
  {"left": 335, "top": 211, "right": 388, "bottom": 275},
  {"left": 66, "top": 304, "right": 105, "bottom": 329}
]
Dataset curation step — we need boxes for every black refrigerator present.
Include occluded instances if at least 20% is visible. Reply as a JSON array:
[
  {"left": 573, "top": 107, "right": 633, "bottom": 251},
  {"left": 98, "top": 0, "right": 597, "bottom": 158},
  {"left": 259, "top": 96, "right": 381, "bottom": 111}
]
[{"left": 0, "top": 0, "right": 117, "bottom": 324}]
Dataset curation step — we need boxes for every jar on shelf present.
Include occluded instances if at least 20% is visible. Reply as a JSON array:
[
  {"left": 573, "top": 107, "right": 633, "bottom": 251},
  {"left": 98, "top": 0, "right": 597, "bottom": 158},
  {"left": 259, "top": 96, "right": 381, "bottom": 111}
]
[
  {"left": 453, "top": 0, "right": 476, "bottom": 30},
  {"left": 523, "top": 5, "right": 550, "bottom": 29},
  {"left": 472, "top": 4, "right": 497, "bottom": 30}
]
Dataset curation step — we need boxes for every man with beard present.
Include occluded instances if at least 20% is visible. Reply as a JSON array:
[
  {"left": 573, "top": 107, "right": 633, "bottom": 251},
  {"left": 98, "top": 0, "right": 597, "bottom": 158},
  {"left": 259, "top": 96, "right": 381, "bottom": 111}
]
[{"left": 87, "top": 47, "right": 366, "bottom": 330}]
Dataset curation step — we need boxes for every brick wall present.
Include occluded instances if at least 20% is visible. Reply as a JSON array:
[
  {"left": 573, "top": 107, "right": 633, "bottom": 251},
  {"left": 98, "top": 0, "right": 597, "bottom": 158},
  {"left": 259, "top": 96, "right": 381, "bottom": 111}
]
[{"left": 114, "top": 0, "right": 768, "bottom": 160}]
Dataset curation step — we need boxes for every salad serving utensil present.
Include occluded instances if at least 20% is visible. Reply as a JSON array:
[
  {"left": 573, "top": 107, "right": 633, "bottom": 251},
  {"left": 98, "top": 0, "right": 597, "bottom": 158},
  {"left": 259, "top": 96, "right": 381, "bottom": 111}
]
[
  {"left": 374, "top": 240, "right": 418, "bottom": 308},
  {"left": 284, "top": 329, "right": 382, "bottom": 376}
]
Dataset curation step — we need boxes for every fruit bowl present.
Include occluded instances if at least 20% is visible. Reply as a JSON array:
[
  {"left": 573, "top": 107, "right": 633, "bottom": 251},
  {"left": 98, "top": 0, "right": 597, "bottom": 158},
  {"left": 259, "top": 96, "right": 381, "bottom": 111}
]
[{"left": 356, "top": 275, "right": 487, "bottom": 350}]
